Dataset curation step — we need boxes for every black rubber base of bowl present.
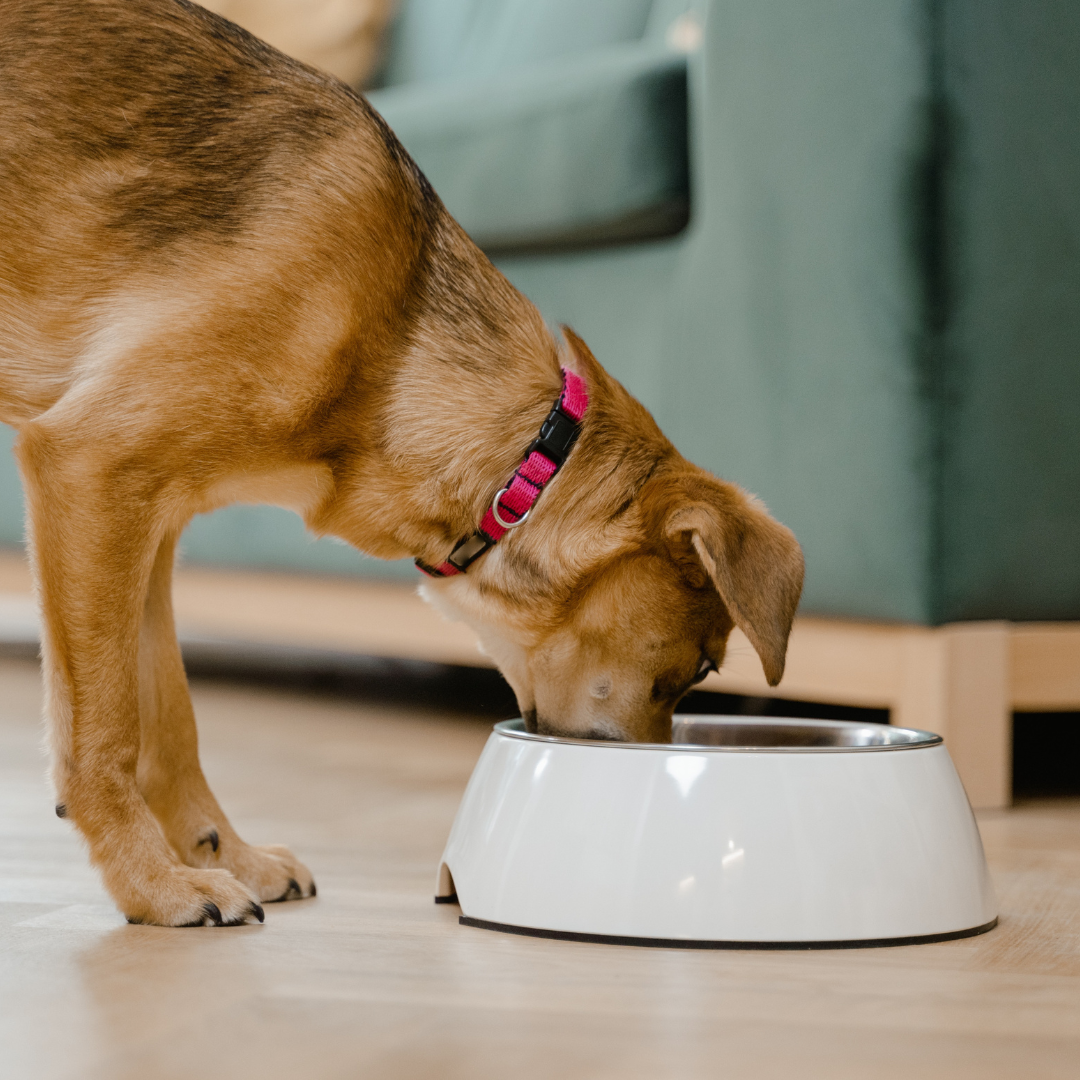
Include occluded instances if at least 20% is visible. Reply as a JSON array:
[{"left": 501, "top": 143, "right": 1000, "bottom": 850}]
[{"left": 456, "top": 914, "right": 999, "bottom": 951}]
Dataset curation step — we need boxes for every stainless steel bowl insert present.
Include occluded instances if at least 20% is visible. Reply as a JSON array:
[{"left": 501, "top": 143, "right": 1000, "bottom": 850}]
[{"left": 497, "top": 716, "right": 942, "bottom": 752}]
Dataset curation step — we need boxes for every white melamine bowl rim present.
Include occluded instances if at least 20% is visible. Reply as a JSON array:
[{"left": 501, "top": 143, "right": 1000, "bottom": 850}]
[{"left": 494, "top": 716, "right": 943, "bottom": 753}]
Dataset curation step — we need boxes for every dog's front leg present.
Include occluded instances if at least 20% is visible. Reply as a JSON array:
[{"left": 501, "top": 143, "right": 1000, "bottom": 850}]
[
  {"left": 17, "top": 426, "right": 264, "bottom": 927},
  {"left": 136, "top": 533, "right": 315, "bottom": 903}
]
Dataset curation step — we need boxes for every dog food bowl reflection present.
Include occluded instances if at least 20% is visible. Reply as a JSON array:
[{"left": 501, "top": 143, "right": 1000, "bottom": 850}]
[{"left": 435, "top": 717, "right": 998, "bottom": 948}]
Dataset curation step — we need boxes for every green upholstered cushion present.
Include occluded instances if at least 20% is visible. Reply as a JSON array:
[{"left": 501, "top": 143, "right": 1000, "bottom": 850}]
[
  {"left": 378, "top": 0, "right": 655, "bottom": 88},
  {"left": 367, "top": 42, "right": 688, "bottom": 251}
]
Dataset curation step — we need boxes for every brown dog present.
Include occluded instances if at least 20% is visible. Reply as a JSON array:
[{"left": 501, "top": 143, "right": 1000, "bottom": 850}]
[{"left": 0, "top": 0, "right": 804, "bottom": 926}]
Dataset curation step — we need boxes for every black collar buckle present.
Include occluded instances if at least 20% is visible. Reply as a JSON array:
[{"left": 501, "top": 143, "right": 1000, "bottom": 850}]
[{"left": 527, "top": 404, "right": 580, "bottom": 467}]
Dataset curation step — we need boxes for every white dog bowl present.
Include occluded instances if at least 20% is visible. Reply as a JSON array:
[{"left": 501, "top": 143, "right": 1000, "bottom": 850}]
[{"left": 436, "top": 717, "right": 997, "bottom": 948}]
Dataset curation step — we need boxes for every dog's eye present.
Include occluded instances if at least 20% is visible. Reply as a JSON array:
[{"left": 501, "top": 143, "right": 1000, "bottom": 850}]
[{"left": 691, "top": 657, "right": 717, "bottom": 685}]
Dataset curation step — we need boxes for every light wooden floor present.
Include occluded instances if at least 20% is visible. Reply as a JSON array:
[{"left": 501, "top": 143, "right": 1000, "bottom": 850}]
[{"left": 2, "top": 658, "right": 1079, "bottom": 1079}]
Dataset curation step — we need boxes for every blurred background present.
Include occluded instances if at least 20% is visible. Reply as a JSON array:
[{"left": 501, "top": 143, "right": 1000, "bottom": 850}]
[{"left": 1, "top": 0, "right": 1078, "bottom": 803}]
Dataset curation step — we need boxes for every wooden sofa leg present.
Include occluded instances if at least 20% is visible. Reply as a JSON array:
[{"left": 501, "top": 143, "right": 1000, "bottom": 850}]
[{"left": 896, "top": 622, "right": 1011, "bottom": 810}]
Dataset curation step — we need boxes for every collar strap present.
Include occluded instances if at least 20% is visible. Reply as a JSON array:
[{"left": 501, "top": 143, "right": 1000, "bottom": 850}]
[{"left": 416, "top": 367, "right": 589, "bottom": 578}]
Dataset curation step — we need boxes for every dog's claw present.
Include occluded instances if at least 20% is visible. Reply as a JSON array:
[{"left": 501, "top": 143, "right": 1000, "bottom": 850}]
[
  {"left": 134, "top": 898, "right": 261, "bottom": 928},
  {"left": 197, "top": 828, "right": 220, "bottom": 853},
  {"left": 55, "top": 803, "right": 67, "bottom": 818},
  {"left": 309, "top": 881, "right": 317, "bottom": 898},
  {"left": 222, "top": 901, "right": 263, "bottom": 927},
  {"left": 180, "top": 901, "right": 224, "bottom": 927},
  {"left": 269, "top": 877, "right": 307, "bottom": 903}
]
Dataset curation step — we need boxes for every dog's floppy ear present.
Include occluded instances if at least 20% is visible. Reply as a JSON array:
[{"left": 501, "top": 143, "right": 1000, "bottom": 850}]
[{"left": 664, "top": 480, "right": 804, "bottom": 686}]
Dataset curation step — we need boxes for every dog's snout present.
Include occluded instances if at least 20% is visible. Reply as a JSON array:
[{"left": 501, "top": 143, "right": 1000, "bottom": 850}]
[
  {"left": 579, "top": 728, "right": 621, "bottom": 742},
  {"left": 532, "top": 712, "right": 627, "bottom": 742}
]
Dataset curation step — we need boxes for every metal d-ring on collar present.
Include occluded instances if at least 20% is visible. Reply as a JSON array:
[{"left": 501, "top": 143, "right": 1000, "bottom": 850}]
[{"left": 491, "top": 488, "right": 531, "bottom": 530}]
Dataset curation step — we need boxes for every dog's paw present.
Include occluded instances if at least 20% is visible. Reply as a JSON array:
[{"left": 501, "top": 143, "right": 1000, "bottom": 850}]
[
  {"left": 122, "top": 866, "right": 265, "bottom": 928},
  {"left": 221, "top": 842, "right": 316, "bottom": 903}
]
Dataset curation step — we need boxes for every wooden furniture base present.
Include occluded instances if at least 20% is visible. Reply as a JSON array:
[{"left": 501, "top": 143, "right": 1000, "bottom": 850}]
[
  {"left": 712, "top": 618, "right": 1080, "bottom": 810},
  {"left": 2, "top": 547, "right": 1077, "bottom": 809}
]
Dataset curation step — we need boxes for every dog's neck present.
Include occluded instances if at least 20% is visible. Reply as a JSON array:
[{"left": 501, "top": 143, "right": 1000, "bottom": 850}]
[
  {"left": 404, "top": 342, "right": 671, "bottom": 616},
  {"left": 309, "top": 222, "right": 672, "bottom": 601},
  {"left": 310, "top": 289, "right": 566, "bottom": 566},
  {"left": 399, "top": 344, "right": 582, "bottom": 585},
  {"left": 413, "top": 365, "right": 587, "bottom": 579}
]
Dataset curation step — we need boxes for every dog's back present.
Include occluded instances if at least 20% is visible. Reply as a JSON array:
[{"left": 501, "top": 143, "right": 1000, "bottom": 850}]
[{"left": 0, "top": 0, "right": 437, "bottom": 426}]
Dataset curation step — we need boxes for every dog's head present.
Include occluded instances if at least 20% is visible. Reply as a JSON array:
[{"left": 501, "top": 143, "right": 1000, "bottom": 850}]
[
  {"left": 423, "top": 336, "right": 804, "bottom": 744},
  {"left": 448, "top": 470, "right": 803, "bottom": 743}
]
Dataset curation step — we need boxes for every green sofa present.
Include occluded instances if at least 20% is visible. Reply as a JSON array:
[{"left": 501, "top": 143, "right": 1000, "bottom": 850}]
[{"left": 1, "top": 0, "right": 1077, "bottom": 624}]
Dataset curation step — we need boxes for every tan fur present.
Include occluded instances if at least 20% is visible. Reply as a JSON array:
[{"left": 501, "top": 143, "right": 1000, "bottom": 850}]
[{"left": 0, "top": 0, "right": 804, "bottom": 926}]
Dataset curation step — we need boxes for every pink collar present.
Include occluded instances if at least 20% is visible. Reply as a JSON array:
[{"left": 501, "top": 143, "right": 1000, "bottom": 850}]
[{"left": 416, "top": 367, "right": 589, "bottom": 577}]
